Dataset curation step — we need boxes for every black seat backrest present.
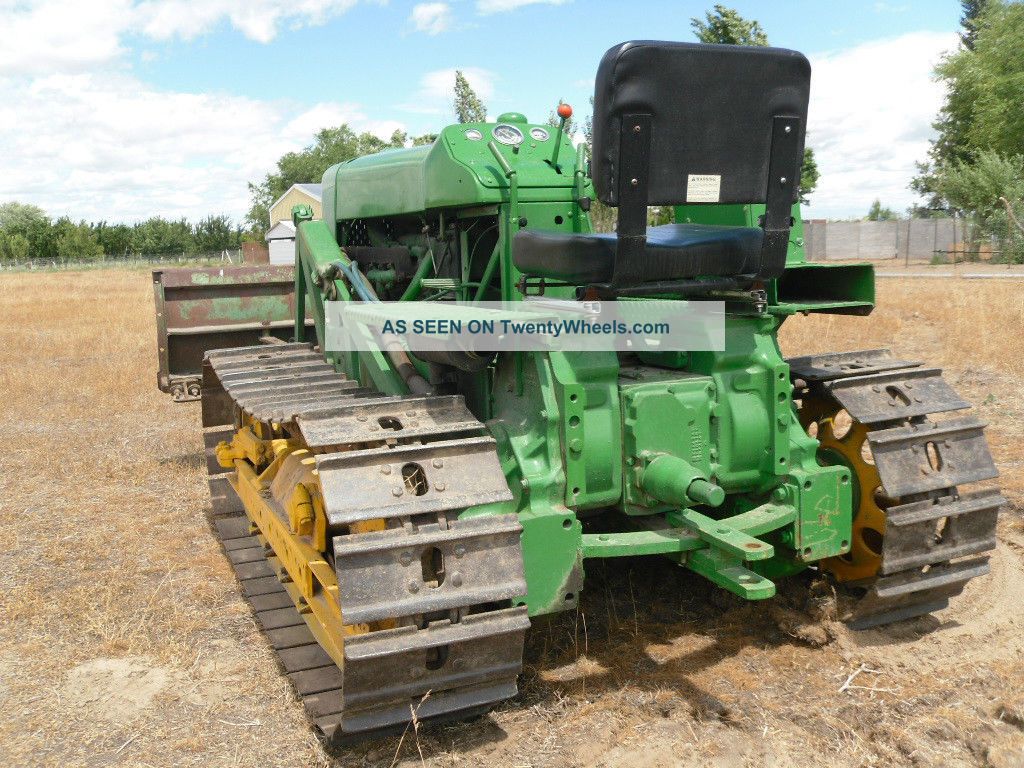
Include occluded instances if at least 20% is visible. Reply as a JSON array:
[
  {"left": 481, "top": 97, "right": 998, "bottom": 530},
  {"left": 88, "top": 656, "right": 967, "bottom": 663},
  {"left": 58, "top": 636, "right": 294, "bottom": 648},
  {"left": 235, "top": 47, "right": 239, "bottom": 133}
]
[{"left": 591, "top": 41, "right": 811, "bottom": 288}]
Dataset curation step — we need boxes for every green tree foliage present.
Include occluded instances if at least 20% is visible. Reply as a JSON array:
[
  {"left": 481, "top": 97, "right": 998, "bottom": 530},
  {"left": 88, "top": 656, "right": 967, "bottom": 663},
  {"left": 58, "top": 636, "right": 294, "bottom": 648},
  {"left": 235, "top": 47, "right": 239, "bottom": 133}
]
[
  {"left": 193, "top": 214, "right": 238, "bottom": 252},
  {"left": 689, "top": 5, "right": 819, "bottom": 205},
  {"left": 0, "top": 201, "right": 247, "bottom": 262},
  {"left": 961, "top": 0, "right": 990, "bottom": 49},
  {"left": 0, "top": 201, "right": 47, "bottom": 232},
  {"left": 866, "top": 199, "right": 897, "bottom": 221},
  {"left": 0, "top": 232, "right": 29, "bottom": 261},
  {"left": 914, "top": 1, "right": 1024, "bottom": 205},
  {"left": 53, "top": 218, "right": 103, "bottom": 260},
  {"left": 0, "top": 201, "right": 55, "bottom": 259},
  {"left": 454, "top": 70, "right": 487, "bottom": 124},
  {"left": 131, "top": 217, "right": 193, "bottom": 254},
  {"left": 546, "top": 99, "right": 574, "bottom": 134},
  {"left": 799, "top": 148, "right": 819, "bottom": 206},
  {"left": 245, "top": 126, "right": 408, "bottom": 239},
  {"left": 912, "top": 2, "right": 1024, "bottom": 260},
  {"left": 93, "top": 221, "right": 134, "bottom": 256},
  {"left": 691, "top": 4, "right": 768, "bottom": 46}
]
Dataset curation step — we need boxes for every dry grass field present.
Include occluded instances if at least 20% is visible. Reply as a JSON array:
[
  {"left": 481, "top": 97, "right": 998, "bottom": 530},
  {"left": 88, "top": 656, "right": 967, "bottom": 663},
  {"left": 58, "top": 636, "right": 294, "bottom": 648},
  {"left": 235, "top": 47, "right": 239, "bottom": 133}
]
[{"left": 0, "top": 269, "right": 1022, "bottom": 768}]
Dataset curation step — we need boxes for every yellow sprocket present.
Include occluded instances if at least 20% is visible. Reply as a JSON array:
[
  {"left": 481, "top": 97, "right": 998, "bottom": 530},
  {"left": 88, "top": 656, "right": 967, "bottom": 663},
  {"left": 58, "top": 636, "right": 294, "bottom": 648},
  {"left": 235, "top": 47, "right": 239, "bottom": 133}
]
[{"left": 798, "top": 393, "right": 894, "bottom": 583}]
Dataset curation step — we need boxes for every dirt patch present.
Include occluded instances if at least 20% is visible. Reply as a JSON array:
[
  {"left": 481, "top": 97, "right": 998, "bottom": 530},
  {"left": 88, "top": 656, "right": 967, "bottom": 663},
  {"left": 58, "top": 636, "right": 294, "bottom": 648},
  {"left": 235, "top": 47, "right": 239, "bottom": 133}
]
[
  {"left": 1, "top": 269, "right": 1023, "bottom": 767},
  {"left": 64, "top": 657, "right": 173, "bottom": 722}
]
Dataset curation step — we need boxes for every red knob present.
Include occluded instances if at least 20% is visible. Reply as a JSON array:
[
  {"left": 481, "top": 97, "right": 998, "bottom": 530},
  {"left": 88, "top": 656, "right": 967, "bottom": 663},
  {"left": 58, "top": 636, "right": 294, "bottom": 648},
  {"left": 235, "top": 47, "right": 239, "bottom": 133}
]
[{"left": 557, "top": 103, "right": 573, "bottom": 119}]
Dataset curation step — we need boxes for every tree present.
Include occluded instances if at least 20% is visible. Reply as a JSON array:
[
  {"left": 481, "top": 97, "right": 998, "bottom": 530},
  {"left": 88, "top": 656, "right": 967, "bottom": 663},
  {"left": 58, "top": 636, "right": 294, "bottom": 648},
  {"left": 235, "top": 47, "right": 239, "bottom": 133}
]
[
  {"left": 929, "top": 150, "right": 1024, "bottom": 261},
  {"left": 245, "top": 125, "right": 409, "bottom": 240},
  {"left": 546, "top": 99, "right": 574, "bottom": 135},
  {"left": 961, "top": 0, "right": 990, "bottom": 49},
  {"left": 691, "top": 4, "right": 768, "bottom": 46},
  {"left": 193, "top": 214, "right": 238, "bottom": 253},
  {"left": 800, "top": 148, "right": 819, "bottom": 206},
  {"left": 454, "top": 70, "right": 487, "bottom": 124},
  {"left": 131, "top": 217, "right": 194, "bottom": 255},
  {"left": 92, "top": 221, "right": 133, "bottom": 256},
  {"left": 689, "top": 5, "right": 819, "bottom": 204},
  {"left": 866, "top": 199, "right": 897, "bottom": 221},
  {"left": 0, "top": 201, "right": 47, "bottom": 233},
  {"left": 914, "top": 1, "right": 1024, "bottom": 206},
  {"left": 53, "top": 218, "right": 103, "bottom": 261},
  {"left": 0, "top": 232, "right": 29, "bottom": 261},
  {"left": 0, "top": 201, "right": 56, "bottom": 259}
]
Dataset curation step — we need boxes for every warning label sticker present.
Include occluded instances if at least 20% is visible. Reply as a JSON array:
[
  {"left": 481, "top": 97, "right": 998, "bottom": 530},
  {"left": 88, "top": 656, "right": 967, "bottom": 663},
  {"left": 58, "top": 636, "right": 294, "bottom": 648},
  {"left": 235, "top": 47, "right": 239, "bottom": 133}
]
[{"left": 686, "top": 174, "right": 722, "bottom": 203}]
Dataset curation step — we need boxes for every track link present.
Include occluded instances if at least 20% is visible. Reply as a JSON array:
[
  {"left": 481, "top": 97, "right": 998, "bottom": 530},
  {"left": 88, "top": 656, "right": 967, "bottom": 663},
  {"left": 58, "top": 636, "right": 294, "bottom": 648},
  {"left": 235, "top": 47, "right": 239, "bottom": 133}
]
[
  {"left": 789, "top": 349, "right": 1004, "bottom": 629},
  {"left": 199, "top": 343, "right": 529, "bottom": 743}
]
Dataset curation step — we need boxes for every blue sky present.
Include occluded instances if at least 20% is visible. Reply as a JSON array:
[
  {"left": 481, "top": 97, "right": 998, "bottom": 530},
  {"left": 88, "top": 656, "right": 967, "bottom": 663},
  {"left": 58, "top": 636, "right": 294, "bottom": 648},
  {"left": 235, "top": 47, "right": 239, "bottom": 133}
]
[{"left": 1, "top": 1, "right": 965, "bottom": 223}]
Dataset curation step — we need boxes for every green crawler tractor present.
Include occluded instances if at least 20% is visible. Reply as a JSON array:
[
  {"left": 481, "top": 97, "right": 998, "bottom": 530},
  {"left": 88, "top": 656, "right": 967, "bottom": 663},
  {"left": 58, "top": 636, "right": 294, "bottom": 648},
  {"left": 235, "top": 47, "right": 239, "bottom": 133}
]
[{"left": 180, "top": 41, "right": 1003, "bottom": 742}]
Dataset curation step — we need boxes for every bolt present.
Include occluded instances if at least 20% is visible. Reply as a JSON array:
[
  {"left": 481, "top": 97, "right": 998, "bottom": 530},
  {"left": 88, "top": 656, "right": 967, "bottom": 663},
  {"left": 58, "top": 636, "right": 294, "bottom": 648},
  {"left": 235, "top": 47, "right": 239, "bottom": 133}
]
[
  {"left": 633, "top": 124, "right": 641, "bottom": 133},
  {"left": 392, "top": 486, "right": 404, "bottom": 497},
  {"left": 784, "top": 125, "right": 792, "bottom": 133},
  {"left": 905, "top": 382, "right": 914, "bottom": 389},
  {"left": 408, "top": 580, "right": 420, "bottom": 593},
  {"left": 780, "top": 176, "right": 788, "bottom": 184},
  {"left": 871, "top": 385, "right": 881, "bottom": 393},
  {"left": 454, "top": 545, "right": 466, "bottom": 558},
  {"left": 435, "top": 482, "right": 446, "bottom": 492},
  {"left": 399, "top": 551, "right": 413, "bottom": 566},
  {"left": 381, "top": 465, "right": 392, "bottom": 475},
  {"left": 450, "top": 572, "right": 463, "bottom": 587},
  {"left": 357, "top": 415, "right": 367, "bottom": 422},
  {"left": 432, "top": 458, "right": 444, "bottom": 468},
  {"left": 630, "top": 178, "right": 639, "bottom": 186},
  {"left": 369, "top": 424, "right": 378, "bottom": 431}
]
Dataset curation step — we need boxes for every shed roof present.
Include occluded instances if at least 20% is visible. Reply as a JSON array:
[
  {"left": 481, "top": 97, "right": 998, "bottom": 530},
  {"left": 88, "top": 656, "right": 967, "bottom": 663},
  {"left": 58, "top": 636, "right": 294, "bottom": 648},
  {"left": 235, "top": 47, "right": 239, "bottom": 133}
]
[{"left": 269, "top": 183, "right": 322, "bottom": 215}]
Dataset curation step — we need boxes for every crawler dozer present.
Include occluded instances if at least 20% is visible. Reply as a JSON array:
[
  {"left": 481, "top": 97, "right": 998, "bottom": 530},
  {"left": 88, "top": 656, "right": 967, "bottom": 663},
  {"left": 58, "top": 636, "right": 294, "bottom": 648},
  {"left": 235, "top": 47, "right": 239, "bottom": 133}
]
[{"left": 166, "top": 41, "right": 1004, "bottom": 742}]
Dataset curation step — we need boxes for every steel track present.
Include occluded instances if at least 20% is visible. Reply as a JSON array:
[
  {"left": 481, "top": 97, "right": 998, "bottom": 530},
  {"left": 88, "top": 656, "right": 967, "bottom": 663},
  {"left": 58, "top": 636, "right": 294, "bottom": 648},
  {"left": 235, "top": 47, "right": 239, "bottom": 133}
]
[
  {"left": 199, "top": 343, "right": 529, "bottom": 743},
  {"left": 789, "top": 349, "right": 1004, "bottom": 628}
]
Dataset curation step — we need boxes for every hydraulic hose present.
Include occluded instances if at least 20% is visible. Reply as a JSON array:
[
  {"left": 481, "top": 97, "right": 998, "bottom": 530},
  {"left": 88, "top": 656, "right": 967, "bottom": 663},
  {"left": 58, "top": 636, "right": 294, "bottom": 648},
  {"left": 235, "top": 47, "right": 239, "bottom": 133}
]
[{"left": 325, "top": 258, "right": 434, "bottom": 396}]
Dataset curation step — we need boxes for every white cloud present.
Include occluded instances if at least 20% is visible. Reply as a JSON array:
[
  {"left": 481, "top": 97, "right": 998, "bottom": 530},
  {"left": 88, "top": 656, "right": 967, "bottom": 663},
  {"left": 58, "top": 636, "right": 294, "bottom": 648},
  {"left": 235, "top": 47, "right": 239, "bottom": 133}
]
[
  {"left": 134, "top": 0, "right": 359, "bottom": 45},
  {"left": 0, "top": 0, "right": 363, "bottom": 75},
  {"left": 805, "top": 31, "right": 955, "bottom": 218},
  {"left": 399, "top": 67, "right": 496, "bottom": 118},
  {"left": 0, "top": 73, "right": 404, "bottom": 222},
  {"left": 475, "top": 0, "right": 569, "bottom": 14},
  {"left": 409, "top": 2, "right": 452, "bottom": 35},
  {"left": 0, "top": 0, "right": 132, "bottom": 75}
]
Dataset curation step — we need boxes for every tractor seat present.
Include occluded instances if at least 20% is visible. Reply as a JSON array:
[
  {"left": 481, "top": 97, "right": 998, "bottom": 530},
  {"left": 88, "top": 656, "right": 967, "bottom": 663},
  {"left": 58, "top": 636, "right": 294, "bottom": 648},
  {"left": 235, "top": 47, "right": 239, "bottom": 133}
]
[{"left": 513, "top": 223, "right": 764, "bottom": 284}]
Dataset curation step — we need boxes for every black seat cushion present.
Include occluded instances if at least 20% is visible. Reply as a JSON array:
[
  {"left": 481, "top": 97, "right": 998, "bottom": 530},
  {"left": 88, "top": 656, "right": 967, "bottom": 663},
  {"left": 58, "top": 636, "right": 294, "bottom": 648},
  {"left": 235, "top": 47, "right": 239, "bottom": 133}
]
[{"left": 513, "top": 224, "right": 764, "bottom": 284}]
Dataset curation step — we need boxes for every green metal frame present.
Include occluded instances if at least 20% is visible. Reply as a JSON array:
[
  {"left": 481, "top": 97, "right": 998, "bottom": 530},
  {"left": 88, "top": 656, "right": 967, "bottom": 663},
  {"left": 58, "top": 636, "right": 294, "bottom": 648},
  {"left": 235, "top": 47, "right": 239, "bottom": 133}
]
[{"left": 285, "top": 114, "right": 871, "bottom": 619}]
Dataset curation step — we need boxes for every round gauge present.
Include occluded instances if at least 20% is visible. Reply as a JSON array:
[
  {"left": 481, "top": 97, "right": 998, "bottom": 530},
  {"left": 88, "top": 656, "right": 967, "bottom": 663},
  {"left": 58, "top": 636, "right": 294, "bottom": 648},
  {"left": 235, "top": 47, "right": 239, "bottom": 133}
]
[
  {"left": 529, "top": 127, "right": 549, "bottom": 142},
  {"left": 464, "top": 128, "right": 483, "bottom": 141},
  {"left": 493, "top": 123, "right": 524, "bottom": 146}
]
